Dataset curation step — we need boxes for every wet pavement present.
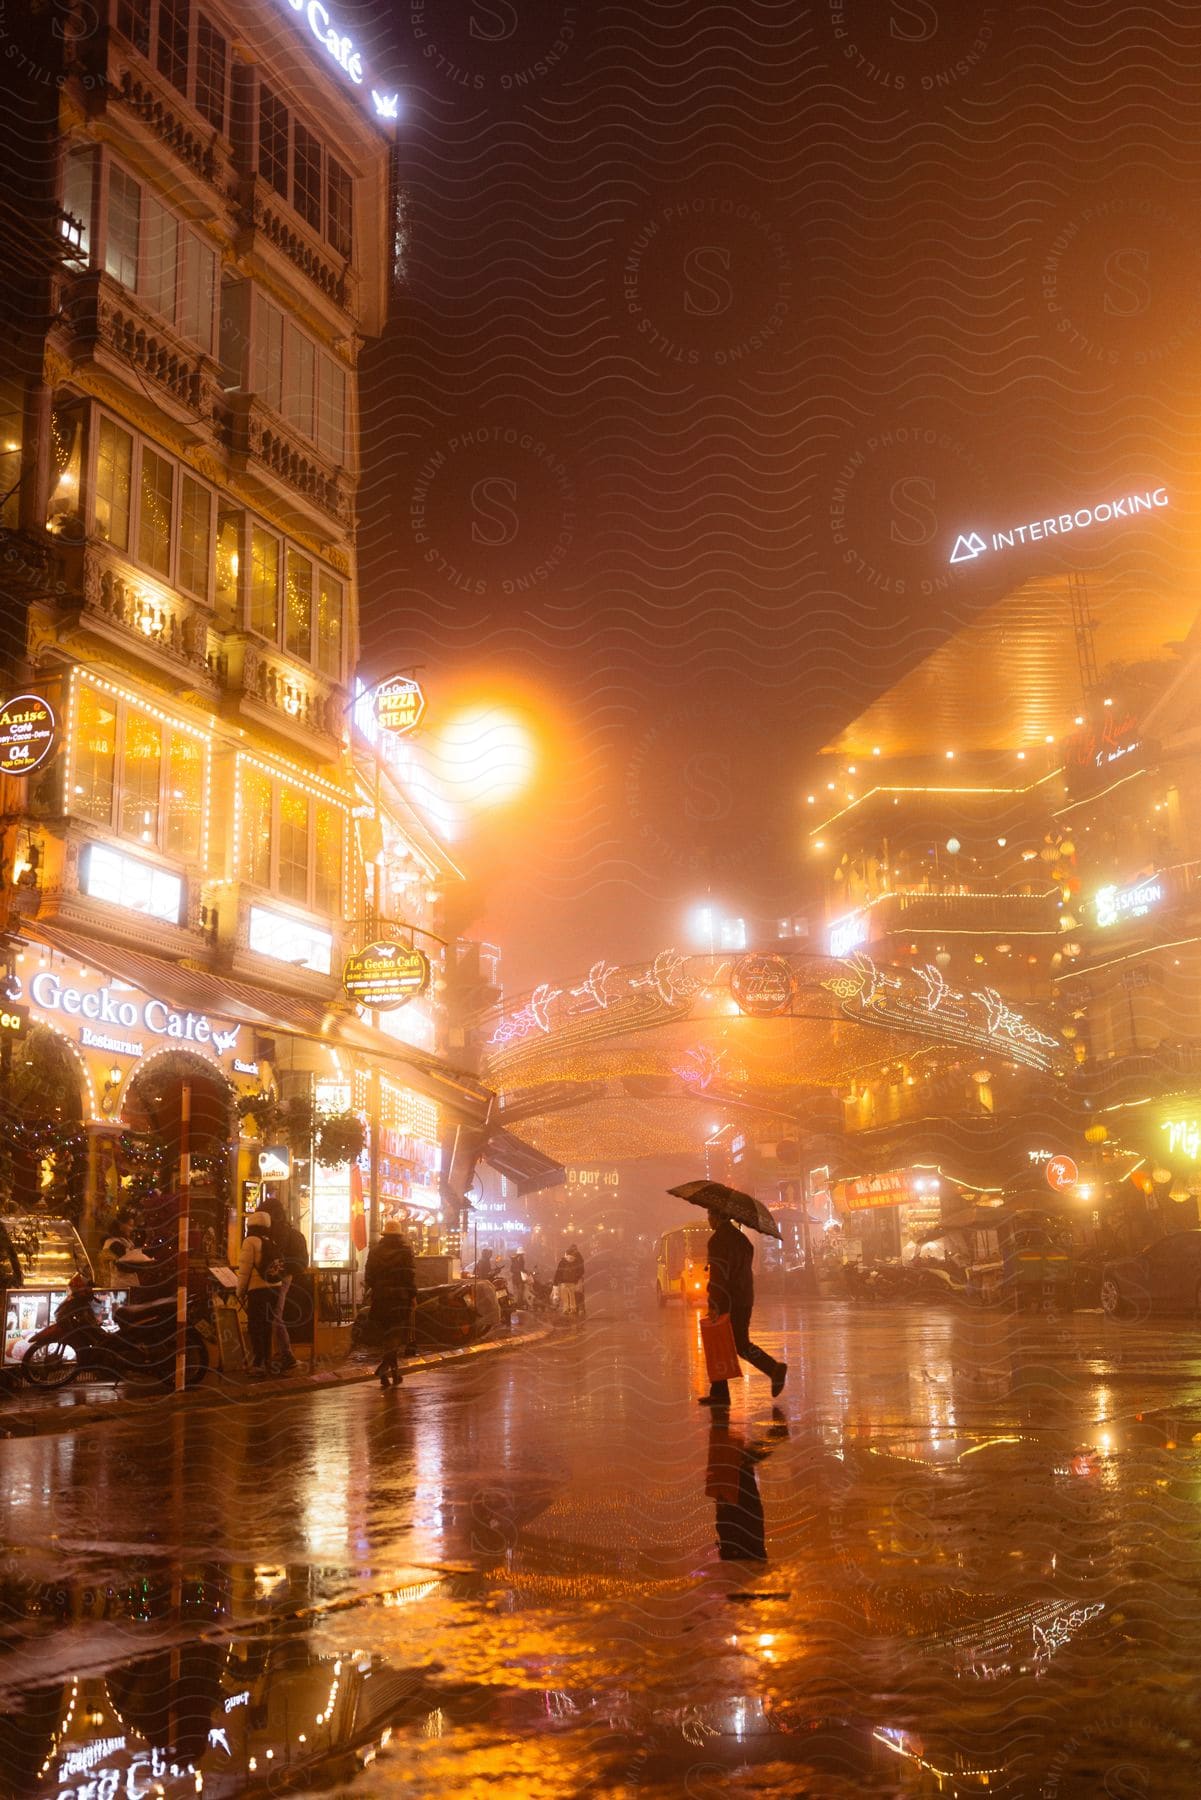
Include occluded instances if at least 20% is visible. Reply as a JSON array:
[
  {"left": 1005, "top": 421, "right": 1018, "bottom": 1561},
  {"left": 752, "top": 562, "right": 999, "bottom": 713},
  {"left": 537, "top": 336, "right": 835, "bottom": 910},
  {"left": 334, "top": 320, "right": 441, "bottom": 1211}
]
[{"left": 2, "top": 1292, "right": 1201, "bottom": 1797}]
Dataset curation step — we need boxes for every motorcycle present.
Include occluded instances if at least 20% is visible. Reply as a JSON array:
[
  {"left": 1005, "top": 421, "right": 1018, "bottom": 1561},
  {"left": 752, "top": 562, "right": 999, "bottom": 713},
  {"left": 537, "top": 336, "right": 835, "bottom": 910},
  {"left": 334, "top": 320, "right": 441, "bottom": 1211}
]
[{"left": 21, "top": 1281, "right": 208, "bottom": 1389}]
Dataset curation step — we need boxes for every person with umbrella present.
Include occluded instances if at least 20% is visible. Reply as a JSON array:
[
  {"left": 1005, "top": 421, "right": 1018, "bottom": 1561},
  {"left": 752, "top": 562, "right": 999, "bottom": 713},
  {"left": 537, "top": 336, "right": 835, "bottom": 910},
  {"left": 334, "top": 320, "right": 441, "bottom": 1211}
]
[{"left": 670, "top": 1181, "right": 787, "bottom": 1407}]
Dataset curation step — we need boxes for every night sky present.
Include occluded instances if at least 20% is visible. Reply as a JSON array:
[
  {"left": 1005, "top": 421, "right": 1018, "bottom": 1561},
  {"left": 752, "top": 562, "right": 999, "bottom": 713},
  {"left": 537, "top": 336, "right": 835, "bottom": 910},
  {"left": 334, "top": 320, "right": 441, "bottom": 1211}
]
[{"left": 354, "top": 0, "right": 1201, "bottom": 991}]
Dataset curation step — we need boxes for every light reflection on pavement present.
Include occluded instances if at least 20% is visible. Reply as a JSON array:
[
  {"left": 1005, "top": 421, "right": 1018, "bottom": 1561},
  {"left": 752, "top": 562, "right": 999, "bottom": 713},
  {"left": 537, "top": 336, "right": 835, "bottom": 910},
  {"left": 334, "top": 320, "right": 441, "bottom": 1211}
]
[{"left": 1, "top": 1297, "right": 1200, "bottom": 1796}]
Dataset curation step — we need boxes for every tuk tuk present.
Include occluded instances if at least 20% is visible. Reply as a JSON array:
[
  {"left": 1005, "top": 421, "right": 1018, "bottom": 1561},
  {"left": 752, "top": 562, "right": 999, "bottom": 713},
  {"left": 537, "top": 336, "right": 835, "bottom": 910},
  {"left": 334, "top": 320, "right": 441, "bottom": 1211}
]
[{"left": 998, "top": 1209, "right": 1074, "bottom": 1313}]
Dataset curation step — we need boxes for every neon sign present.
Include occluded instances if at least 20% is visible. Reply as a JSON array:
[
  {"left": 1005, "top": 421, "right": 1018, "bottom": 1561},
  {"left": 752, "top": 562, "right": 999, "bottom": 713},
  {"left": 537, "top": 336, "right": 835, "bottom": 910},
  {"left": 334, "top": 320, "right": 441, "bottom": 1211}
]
[
  {"left": 1094, "top": 875, "right": 1162, "bottom": 928},
  {"left": 1163, "top": 1117, "right": 1201, "bottom": 1163},
  {"left": 23, "top": 970, "right": 240, "bottom": 1054},
  {"left": 823, "top": 954, "right": 1060, "bottom": 1072},
  {"left": 949, "top": 486, "right": 1168, "bottom": 564},
  {"left": 828, "top": 910, "right": 868, "bottom": 958},
  {"left": 279, "top": 0, "right": 399, "bottom": 118}
]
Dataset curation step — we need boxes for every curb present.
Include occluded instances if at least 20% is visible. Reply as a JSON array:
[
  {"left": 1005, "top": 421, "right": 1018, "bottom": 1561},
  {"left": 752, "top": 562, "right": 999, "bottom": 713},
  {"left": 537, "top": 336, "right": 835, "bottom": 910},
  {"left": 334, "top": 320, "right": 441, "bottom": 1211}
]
[{"left": 1, "top": 1322, "right": 554, "bottom": 1440}]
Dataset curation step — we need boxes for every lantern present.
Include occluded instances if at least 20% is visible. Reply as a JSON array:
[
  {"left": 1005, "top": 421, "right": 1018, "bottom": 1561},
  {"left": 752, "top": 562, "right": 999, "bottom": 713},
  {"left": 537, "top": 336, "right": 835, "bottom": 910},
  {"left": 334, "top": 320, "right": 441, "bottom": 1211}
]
[
  {"left": 935, "top": 951, "right": 951, "bottom": 969},
  {"left": 1152, "top": 1167, "right": 1172, "bottom": 1188},
  {"left": 1084, "top": 1124, "right": 1108, "bottom": 1145},
  {"left": 1059, "top": 840, "right": 1075, "bottom": 857},
  {"left": 972, "top": 1069, "right": 992, "bottom": 1085}
]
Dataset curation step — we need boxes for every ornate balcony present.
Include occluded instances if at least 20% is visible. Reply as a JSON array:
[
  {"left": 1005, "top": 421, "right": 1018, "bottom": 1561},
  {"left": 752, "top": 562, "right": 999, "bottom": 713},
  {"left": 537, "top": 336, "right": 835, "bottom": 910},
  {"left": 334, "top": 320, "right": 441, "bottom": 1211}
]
[
  {"left": 223, "top": 394, "right": 353, "bottom": 530},
  {"left": 57, "top": 271, "right": 224, "bottom": 430},
  {"left": 214, "top": 633, "right": 345, "bottom": 754},
  {"left": 52, "top": 540, "right": 220, "bottom": 696},
  {"left": 237, "top": 177, "right": 353, "bottom": 313}
]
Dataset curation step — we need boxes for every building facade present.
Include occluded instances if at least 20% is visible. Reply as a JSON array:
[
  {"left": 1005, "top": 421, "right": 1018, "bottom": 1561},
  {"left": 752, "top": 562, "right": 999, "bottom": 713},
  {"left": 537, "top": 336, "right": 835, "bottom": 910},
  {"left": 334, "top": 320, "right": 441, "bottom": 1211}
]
[{"left": 0, "top": 1, "right": 492, "bottom": 1272}]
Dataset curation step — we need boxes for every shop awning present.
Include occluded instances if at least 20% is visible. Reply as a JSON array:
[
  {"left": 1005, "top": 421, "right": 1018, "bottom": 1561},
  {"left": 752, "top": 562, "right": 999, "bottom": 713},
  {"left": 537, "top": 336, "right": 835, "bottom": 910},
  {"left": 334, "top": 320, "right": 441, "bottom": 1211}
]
[
  {"left": 19, "top": 921, "right": 494, "bottom": 1127},
  {"left": 480, "top": 1127, "right": 565, "bottom": 1196}
]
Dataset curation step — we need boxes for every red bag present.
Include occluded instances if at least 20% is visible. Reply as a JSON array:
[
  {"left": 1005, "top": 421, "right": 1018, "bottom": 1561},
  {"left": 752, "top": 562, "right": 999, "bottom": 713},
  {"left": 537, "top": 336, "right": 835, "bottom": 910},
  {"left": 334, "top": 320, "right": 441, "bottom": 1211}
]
[{"left": 700, "top": 1312, "right": 742, "bottom": 1383}]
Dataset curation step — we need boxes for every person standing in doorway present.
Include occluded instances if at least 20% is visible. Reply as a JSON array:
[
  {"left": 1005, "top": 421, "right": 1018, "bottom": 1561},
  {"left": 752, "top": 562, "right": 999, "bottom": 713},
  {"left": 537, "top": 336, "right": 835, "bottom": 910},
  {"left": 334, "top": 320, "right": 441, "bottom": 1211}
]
[
  {"left": 236, "top": 1210, "right": 282, "bottom": 1378},
  {"left": 554, "top": 1244, "right": 584, "bottom": 1318},
  {"left": 699, "top": 1209, "right": 787, "bottom": 1407},
  {"left": 262, "top": 1193, "right": 306, "bottom": 1375}
]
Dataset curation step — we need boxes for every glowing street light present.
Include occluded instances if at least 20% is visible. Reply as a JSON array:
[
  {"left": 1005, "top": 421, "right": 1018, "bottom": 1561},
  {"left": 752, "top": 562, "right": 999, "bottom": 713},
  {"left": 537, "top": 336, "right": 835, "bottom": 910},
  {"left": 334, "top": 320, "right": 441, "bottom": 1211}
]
[{"left": 432, "top": 705, "right": 537, "bottom": 809}]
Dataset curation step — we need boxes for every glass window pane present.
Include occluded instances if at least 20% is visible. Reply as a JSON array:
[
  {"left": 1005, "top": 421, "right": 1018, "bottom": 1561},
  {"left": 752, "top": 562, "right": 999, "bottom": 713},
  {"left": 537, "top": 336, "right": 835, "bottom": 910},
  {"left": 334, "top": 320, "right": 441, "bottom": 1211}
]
[
  {"left": 317, "top": 356, "right": 345, "bottom": 464},
  {"left": 326, "top": 158, "right": 353, "bottom": 258},
  {"left": 316, "top": 573, "right": 342, "bottom": 678},
  {"left": 166, "top": 732, "right": 203, "bottom": 861},
  {"left": 94, "top": 417, "right": 133, "bottom": 550},
  {"left": 140, "top": 195, "right": 177, "bottom": 320},
  {"left": 178, "top": 475, "right": 211, "bottom": 599},
  {"left": 293, "top": 121, "right": 322, "bottom": 230},
  {"left": 215, "top": 503, "right": 242, "bottom": 616},
  {"left": 314, "top": 803, "right": 341, "bottom": 915},
  {"left": 252, "top": 297, "right": 284, "bottom": 412},
  {"left": 179, "top": 234, "right": 215, "bottom": 352},
  {"left": 156, "top": 0, "right": 190, "bottom": 93},
  {"left": 284, "top": 548, "right": 312, "bottom": 660},
  {"left": 105, "top": 166, "right": 140, "bottom": 290},
  {"left": 196, "top": 16, "right": 227, "bottom": 132},
  {"left": 277, "top": 787, "right": 309, "bottom": 903},
  {"left": 61, "top": 148, "right": 93, "bottom": 261},
  {"left": 250, "top": 526, "right": 278, "bottom": 637},
  {"left": 120, "top": 711, "right": 162, "bottom": 846},
  {"left": 117, "top": 0, "right": 151, "bottom": 54},
  {"left": 240, "top": 765, "right": 272, "bottom": 888},
  {"left": 137, "top": 446, "right": 173, "bottom": 576},
  {"left": 283, "top": 325, "right": 315, "bottom": 439},
  {"left": 258, "top": 86, "right": 289, "bottom": 197},
  {"left": 72, "top": 684, "right": 116, "bottom": 826}
]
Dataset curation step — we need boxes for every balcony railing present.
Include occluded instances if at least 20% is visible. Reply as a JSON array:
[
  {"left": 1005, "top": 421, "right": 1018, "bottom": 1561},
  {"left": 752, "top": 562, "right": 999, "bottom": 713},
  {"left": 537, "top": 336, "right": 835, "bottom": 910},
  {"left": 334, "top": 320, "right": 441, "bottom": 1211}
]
[
  {"left": 238, "top": 176, "right": 353, "bottom": 312},
  {"left": 55, "top": 540, "right": 219, "bottom": 691},
  {"left": 223, "top": 395, "right": 352, "bottom": 528},
  {"left": 214, "top": 633, "right": 344, "bottom": 749},
  {"left": 60, "top": 271, "right": 224, "bottom": 426}
]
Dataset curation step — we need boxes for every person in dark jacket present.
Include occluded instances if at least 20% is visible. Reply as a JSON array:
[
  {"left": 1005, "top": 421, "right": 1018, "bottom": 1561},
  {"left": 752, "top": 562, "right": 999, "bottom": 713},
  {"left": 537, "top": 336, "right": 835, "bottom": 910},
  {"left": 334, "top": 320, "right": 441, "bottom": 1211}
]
[
  {"left": 700, "top": 1210, "right": 787, "bottom": 1406},
  {"left": 554, "top": 1245, "right": 584, "bottom": 1317},
  {"left": 262, "top": 1194, "right": 306, "bottom": 1374},
  {"left": 364, "top": 1221, "right": 417, "bottom": 1388}
]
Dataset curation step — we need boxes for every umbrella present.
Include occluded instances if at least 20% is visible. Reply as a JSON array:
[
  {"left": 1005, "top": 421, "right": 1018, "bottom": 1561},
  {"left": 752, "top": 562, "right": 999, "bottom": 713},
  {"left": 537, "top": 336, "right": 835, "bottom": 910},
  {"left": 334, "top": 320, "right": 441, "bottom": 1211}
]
[{"left": 668, "top": 1180, "right": 782, "bottom": 1239}]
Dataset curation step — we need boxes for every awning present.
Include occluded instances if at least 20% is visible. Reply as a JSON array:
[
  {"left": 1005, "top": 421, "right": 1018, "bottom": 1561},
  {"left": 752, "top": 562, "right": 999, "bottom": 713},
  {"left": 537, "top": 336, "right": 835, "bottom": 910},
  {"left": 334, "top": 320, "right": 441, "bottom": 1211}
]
[
  {"left": 19, "top": 920, "right": 494, "bottom": 1127},
  {"left": 480, "top": 1127, "right": 565, "bottom": 1197}
]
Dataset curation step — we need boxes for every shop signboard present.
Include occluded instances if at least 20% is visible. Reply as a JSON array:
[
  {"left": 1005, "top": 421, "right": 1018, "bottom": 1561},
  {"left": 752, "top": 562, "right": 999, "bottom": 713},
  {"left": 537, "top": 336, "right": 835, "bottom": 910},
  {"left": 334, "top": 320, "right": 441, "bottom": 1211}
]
[
  {"left": 1045, "top": 1155, "right": 1078, "bottom": 1192},
  {"left": 0, "top": 691, "right": 55, "bottom": 775},
  {"left": 373, "top": 673, "right": 425, "bottom": 737},
  {"left": 258, "top": 1146, "right": 291, "bottom": 1181},
  {"left": 312, "top": 1078, "right": 356, "bottom": 1266},
  {"left": 1094, "top": 874, "right": 1163, "bottom": 929},
  {"left": 1162, "top": 1114, "right": 1201, "bottom": 1163},
  {"left": 828, "top": 911, "right": 868, "bottom": 959},
  {"left": 729, "top": 953, "right": 796, "bottom": 1017},
  {"left": 0, "top": 1001, "right": 27, "bottom": 1042},
  {"left": 833, "top": 1168, "right": 939, "bottom": 1214},
  {"left": 343, "top": 940, "right": 430, "bottom": 1009}
]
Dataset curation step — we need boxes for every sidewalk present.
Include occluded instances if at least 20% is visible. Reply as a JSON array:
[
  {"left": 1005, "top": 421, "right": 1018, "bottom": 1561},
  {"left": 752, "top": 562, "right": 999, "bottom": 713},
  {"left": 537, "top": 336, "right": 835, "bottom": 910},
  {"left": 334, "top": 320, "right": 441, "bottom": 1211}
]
[{"left": 0, "top": 1320, "right": 552, "bottom": 1440}]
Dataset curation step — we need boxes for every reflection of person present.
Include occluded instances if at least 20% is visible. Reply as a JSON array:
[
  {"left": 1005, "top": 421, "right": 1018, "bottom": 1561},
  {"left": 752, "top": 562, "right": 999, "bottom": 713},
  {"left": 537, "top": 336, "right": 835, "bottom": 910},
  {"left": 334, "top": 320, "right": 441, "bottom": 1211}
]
[
  {"left": 700, "top": 1210, "right": 787, "bottom": 1407},
  {"left": 705, "top": 1413, "right": 788, "bottom": 1561},
  {"left": 364, "top": 1221, "right": 417, "bottom": 1388}
]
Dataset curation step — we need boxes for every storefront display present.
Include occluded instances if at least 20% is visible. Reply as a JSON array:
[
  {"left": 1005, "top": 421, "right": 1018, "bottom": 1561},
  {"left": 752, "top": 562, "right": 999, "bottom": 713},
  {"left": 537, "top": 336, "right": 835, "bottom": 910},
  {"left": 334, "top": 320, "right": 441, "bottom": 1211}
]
[{"left": 3, "top": 1287, "right": 126, "bottom": 1364}]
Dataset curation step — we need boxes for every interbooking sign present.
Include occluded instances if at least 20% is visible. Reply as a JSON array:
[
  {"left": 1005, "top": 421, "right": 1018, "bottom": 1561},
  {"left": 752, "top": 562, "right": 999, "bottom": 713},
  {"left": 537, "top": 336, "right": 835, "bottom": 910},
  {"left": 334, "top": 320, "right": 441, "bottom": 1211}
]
[{"left": 949, "top": 486, "right": 1169, "bottom": 565}]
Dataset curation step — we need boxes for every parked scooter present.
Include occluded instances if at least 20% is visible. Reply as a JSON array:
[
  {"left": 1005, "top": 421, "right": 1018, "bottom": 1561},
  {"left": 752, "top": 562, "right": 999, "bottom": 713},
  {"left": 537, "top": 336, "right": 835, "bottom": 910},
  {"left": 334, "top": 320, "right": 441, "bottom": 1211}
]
[{"left": 21, "top": 1278, "right": 208, "bottom": 1389}]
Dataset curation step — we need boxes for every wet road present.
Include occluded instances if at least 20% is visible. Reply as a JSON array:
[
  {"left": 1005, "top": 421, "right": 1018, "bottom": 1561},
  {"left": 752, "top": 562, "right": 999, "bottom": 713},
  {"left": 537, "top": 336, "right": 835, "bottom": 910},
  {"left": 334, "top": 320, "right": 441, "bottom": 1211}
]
[{"left": 3, "top": 1294, "right": 1201, "bottom": 1798}]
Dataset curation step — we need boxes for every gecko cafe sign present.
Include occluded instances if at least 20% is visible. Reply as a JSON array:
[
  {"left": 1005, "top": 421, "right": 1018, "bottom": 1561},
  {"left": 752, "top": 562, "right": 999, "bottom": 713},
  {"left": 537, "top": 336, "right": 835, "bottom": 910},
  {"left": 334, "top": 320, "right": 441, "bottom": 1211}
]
[{"left": 21, "top": 970, "right": 241, "bottom": 1057}]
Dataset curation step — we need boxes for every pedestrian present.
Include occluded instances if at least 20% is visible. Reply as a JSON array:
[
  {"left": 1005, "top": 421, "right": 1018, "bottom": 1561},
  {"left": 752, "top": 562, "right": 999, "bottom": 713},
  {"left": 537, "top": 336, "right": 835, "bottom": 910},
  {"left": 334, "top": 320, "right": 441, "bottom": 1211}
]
[
  {"left": 699, "top": 1208, "right": 787, "bottom": 1407},
  {"left": 364, "top": 1220, "right": 417, "bottom": 1388},
  {"left": 475, "top": 1245, "right": 494, "bottom": 1281},
  {"left": 236, "top": 1210, "right": 283, "bottom": 1378},
  {"left": 554, "top": 1243, "right": 584, "bottom": 1317},
  {"left": 508, "top": 1248, "right": 526, "bottom": 1307},
  {"left": 262, "top": 1194, "right": 306, "bottom": 1375}
]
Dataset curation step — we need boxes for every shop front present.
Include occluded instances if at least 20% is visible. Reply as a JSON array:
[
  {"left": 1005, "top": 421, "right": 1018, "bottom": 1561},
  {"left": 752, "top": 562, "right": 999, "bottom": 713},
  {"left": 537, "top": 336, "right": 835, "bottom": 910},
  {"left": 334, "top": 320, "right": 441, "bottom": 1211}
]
[{"left": 833, "top": 1168, "right": 948, "bottom": 1267}]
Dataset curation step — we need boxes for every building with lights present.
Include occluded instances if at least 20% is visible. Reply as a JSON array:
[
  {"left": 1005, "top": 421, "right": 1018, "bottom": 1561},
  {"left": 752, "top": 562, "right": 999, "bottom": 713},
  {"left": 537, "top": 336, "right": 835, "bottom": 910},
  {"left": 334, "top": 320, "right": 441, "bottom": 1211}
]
[{"left": 0, "top": 1, "right": 495, "bottom": 1274}]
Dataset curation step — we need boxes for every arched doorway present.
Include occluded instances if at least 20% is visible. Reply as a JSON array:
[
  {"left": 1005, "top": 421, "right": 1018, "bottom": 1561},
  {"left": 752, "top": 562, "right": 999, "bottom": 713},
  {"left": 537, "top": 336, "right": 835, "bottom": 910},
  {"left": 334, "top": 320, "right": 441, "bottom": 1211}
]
[
  {"left": 120, "top": 1052, "right": 233, "bottom": 1258},
  {"left": 0, "top": 1023, "right": 87, "bottom": 1219}
]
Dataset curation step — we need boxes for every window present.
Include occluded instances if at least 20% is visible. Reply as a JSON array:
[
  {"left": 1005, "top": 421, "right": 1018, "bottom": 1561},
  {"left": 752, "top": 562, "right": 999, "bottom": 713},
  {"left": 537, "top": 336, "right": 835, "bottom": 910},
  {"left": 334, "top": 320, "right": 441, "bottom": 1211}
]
[
  {"left": 254, "top": 84, "right": 354, "bottom": 258},
  {"left": 238, "top": 762, "right": 346, "bottom": 919},
  {"left": 215, "top": 503, "right": 242, "bottom": 614},
  {"left": 278, "top": 787, "right": 310, "bottom": 903},
  {"left": 82, "top": 843, "right": 182, "bottom": 923},
  {"left": 284, "top": 550, "right": 312, "bottom": 660},
  {"left": 120, "top": 712, "right": 162, "bottom": 845},
  {"left": 103, "top": 164, "right": 216, "bottom": 353},
  {"left": 248, "top": 906, "right": 333, "bottom": 975},
  {"left": 195, "top": 16, "right": 227, "bottom": 133},
  {"left": 316, "top": 574, "right": 343, "bottom": 677},
  {"left": 106, "top": 168, "right": 139, "bottom": 290},
  {"left": 248, "top": 296, "right": 346, "bottom": 463},
  {"left": 327, "top": 159, "right": 353, "bottom": 260},
  {"left": 72, "top": 684, "right": 116, "bottom": 825},
  {"left": 250, "top": 526, "right": 279, "bottom": 638},
  {"left": 70, "top": 681, "right": 207, "bottom": 866},
  {"left": 117, "top": 0, "right": 151, "bottom": 56},
  {"left": 61, "top": 148, "right": 94, "bottom": 261},
  {"left": 156, "top": 0, "right": 191, "bottom": 94},
  {"left": 293, "top": 122, "right": 323, "bottom": 232},
  {"left": 138, "top": 446, "right": 173, "bottom": 576},
  {"left": 178, "top": 475, "right": 211, "bottom": 598},
  {"left": 95, "top": 418, "right": 133, "bottom": 550},
  {"left": 259, "top": 86, "right": 289, "bottom": 196}
]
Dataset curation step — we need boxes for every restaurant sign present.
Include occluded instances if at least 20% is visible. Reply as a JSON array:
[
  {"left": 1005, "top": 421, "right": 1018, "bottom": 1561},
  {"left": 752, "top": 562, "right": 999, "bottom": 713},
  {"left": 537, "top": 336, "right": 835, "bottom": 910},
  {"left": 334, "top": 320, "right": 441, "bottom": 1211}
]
[
  {"left": 0, "top": 692, "right": 55, "bottom": 775},
  {"left": 834, "top": 1169, "right": 923, "bottom": 1212},
  {"left": 373, "top": 674, "right": 426, "bottom": 738},
  {"left": 343, "top": 940, "right": 431, "bottom": 1009},
  {"left": 18, "top": 968, "right": 241, "bottom": 1058}
]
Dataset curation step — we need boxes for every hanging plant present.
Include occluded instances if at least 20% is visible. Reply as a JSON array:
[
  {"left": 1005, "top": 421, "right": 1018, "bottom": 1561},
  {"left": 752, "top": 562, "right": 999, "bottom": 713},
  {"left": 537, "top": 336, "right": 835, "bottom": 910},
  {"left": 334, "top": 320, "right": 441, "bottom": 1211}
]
[{"left": 315, "top": 1110, "right": 366, "bottom": 1167}]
